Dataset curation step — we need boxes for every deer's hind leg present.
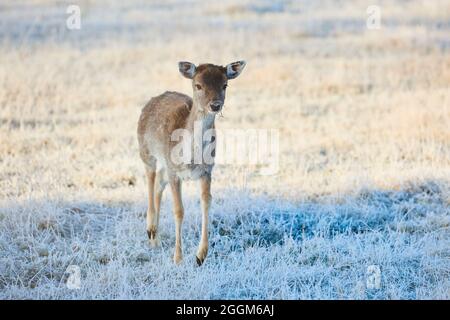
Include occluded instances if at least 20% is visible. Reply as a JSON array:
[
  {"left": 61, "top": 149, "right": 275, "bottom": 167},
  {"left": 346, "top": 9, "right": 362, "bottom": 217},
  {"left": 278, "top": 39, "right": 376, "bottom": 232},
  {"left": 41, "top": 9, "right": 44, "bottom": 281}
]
[
  {"left": 152, "top": 169, "right": 167, "bottom": 247},
  {"left": 145, "top": 165, "right": 158, "bottom": 247}
]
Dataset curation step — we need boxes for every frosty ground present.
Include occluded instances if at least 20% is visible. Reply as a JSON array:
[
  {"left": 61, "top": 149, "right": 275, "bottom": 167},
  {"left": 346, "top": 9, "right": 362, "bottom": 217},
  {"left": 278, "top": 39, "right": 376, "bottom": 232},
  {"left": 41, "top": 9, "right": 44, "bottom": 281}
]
[{"left": 0, "top": 0, "right": 449, "bottom": 299}]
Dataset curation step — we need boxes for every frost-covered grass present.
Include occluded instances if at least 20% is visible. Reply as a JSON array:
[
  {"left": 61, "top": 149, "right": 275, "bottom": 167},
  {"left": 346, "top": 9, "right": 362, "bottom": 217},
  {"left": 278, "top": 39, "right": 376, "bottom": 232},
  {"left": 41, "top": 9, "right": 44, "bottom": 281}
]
[
  {"left": 1, "top": 185, "right": 449, "bottom": 299},
  {"left": 0, "top": 0, "right": 449, "bottom": 299}
]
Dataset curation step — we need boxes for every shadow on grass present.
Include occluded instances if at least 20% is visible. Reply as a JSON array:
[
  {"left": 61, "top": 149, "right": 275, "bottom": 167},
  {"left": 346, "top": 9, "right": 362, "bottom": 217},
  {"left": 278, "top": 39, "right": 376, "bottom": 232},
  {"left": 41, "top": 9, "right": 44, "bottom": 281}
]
[
  {"left": 209, "top": 180, "right": 448, "bottom": 251},
  {"left": 1, "top": 180, "right": 447, "bottom": 250}
]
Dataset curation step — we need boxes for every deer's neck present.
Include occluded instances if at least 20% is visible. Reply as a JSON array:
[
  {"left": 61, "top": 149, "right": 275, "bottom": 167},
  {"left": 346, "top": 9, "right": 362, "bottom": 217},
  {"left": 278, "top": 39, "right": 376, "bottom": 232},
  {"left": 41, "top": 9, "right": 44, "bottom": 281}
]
[{"left": 186, "top": 101, "right": 216, "bottom": 133}]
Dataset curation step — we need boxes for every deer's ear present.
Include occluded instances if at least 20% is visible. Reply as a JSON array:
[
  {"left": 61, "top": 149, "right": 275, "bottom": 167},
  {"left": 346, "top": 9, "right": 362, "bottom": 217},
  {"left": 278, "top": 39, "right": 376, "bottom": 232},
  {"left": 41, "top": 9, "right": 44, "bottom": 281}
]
[
  {"left": 226, "top": 60, "right": 246, "bottom": 79},
  {"left": 178, "top": 61, "right": 196, "bottom": 79}
]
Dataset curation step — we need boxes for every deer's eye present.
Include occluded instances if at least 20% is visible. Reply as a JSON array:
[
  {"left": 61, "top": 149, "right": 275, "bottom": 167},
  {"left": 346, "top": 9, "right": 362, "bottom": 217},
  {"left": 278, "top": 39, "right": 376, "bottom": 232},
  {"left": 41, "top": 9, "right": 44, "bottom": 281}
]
[
  {"left": 195, "top": 84, "right": 202, "bottom": 90},
  {"left": 223, "top": 84, "right": 228, "bottom": 90}
]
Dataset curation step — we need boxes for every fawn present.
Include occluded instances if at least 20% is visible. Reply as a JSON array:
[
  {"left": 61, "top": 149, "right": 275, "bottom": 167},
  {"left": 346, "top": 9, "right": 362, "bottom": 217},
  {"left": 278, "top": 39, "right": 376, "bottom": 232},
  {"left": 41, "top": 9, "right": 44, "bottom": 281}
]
[{"left": 137, "top": 61, "right": 246, "bottom": 265}]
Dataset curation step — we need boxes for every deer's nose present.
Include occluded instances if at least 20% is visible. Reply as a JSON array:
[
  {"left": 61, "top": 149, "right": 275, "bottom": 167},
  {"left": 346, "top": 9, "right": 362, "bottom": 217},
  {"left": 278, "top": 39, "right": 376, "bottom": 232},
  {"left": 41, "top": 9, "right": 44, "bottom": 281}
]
[{"left": 210, "top": 100, "right": 223, "bottom": 112}]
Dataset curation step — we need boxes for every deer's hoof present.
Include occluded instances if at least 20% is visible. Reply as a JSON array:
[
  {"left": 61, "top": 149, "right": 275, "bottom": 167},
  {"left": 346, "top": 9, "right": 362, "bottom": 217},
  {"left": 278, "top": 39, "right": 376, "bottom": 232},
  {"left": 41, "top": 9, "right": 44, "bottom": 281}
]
[
  {"left": 146, "top": 229, "right": 160, "bottom": 248},
  {"left": 196, "top": 256, "right": 205, "bottom": 266},
  {"left": 196, "top": 247, "right": 208, "bottom": 266}
]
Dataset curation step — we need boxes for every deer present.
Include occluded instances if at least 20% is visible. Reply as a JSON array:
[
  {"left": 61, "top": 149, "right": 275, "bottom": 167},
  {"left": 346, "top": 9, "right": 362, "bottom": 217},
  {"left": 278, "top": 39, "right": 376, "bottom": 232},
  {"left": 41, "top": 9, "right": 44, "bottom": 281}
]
[{"left": 137, "top": 61, "right": 246, "bottom": 265}]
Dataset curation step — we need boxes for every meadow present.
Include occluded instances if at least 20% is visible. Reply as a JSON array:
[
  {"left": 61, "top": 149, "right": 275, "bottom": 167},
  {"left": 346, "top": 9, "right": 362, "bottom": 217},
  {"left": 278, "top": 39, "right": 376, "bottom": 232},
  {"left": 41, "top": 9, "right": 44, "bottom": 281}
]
[{"left": 0, "top": 0, "right": 449, "bottom": 299}]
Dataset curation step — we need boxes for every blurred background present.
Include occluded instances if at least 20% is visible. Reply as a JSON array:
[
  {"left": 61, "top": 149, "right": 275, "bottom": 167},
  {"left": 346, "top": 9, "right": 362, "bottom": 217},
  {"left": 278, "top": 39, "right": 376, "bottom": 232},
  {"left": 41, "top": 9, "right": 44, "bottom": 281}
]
[
  {"left": 0, "top": 0, "right": 449, "bottom": 299},
  {"left": 1, "top": 0, "right": 449, "bottom": 199}
]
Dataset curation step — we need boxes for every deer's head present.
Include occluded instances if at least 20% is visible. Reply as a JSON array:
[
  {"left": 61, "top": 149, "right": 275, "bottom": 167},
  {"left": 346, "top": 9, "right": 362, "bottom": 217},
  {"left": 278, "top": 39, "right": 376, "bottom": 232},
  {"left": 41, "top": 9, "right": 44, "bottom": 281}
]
[{"left": 178, "top": 61, "right": 246, "bottom": 113}]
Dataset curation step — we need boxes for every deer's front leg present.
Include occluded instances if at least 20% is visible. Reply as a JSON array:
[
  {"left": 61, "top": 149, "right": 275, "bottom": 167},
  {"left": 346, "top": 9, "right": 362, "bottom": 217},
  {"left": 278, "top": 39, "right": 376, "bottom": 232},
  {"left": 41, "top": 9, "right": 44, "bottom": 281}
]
[
  {"left": 169, "top": 177, "right": 184, "bottom": 264},
  {"left": 196, "top": 175, "right": 211, "bottom": 266}
]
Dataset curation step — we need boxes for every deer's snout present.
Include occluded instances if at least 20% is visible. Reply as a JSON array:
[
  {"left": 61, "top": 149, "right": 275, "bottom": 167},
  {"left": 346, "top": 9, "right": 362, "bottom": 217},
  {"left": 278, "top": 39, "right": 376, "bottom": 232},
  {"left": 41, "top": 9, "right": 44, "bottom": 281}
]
[{"left": 210, "top": 100, "right": 223, "bottom": 112}]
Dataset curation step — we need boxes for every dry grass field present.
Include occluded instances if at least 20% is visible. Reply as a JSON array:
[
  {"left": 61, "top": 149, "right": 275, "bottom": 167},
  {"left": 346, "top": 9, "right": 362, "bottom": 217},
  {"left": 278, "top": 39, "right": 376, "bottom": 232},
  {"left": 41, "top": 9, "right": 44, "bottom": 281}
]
[{"left": 0, "top": 0, "right": 449, "bottom": 299}]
